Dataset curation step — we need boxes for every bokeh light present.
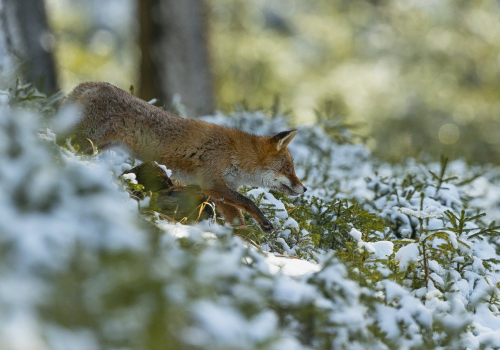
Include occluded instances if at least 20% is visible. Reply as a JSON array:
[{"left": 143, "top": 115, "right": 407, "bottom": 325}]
[{"left": 438, "top": 124, "right": 460, "bottom": 145}]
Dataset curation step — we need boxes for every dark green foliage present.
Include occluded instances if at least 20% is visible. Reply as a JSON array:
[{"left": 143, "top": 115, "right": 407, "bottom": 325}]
[{"left": 294, "top": 196, "right": 388, "bottom": 250}]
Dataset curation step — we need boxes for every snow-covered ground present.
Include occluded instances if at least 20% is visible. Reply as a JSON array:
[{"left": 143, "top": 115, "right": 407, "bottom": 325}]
[{"left": 2, "top": 87, "right": 500, "bottom": 349}]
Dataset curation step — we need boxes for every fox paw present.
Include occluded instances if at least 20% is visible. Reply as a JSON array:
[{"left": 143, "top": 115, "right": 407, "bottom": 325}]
[{"left": 260, "top": 220, "right": 274, "bottom": 234}]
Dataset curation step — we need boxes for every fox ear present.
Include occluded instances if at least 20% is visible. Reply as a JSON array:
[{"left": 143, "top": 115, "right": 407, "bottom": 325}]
[{"left": 272, "top": 129, "right": 297, "bottom": 151}]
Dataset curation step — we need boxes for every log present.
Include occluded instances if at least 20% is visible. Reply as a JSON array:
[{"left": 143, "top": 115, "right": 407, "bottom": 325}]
[
  {"left": 121, "top": 161, "right": 214, "bottom": 222},
  {"left": 122, "top": 161, "right": 173, "bottom": 192}
]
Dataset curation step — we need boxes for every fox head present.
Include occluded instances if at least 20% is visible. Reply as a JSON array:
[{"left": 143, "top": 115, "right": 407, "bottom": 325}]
[{"left": 260, "top": 130, "right": 307, "bottom": 196}]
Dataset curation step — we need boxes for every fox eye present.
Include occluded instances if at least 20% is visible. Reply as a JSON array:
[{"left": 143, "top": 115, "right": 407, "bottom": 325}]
[{"left": 284, "top": 165, "right": 291, "bottom": 172}]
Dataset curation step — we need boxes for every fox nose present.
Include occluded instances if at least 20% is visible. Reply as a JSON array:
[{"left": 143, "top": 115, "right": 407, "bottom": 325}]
[{"left": 303, "top": 187, "right": 307, "bottom": 193}]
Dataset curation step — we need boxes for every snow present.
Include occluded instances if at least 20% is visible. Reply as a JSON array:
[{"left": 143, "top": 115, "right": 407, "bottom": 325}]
[
  {"left": 154, "top": 161, "right": 172, "bottom": 177},
  {"left": 352, "top": 228, "right": 394, "bottom": 259},
  {"left": 349, "top": 227, "right": 362, "bottom": 241},
  {"left": 265, "top": 253, "right": 321, "bottom": 276},
  {"left": 359, "top": 241, "right": 394, "bottom": 259},
  {"left": 159, "top": 221, "right": 217, "bottom": 241},
  {"left": 474, "top": 304, "right": 500, "bottom": 331},
  {"left": 188, "top": 302, "right": 278, "bottom": 348},
  {"left": 398, "top": 207, "right": 443, "bottom": 219},
  {"left": 272, "top": 276, "right": 317, "bottom": 306},
  {"left": 121, "top": 172, "right": 137, "bottom": 184},
  {"left": 275, "top": 237, "right": 291, "bottom": 253},
  {"left": 283, "top": 217, "right": 299, "bottom": 229},
  {"left": 247, "top": 188, "right": 288, "bottom": 219},
  {"left": 395, "top": 243, "right": 420, "bottom": 271}
]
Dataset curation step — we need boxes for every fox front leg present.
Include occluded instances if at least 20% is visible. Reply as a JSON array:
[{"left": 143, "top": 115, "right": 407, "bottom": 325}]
[{"left": 204, "top": 188, "right": 274, "bottom": 233}]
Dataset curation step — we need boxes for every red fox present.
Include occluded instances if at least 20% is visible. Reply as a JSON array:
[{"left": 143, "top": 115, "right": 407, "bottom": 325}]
[{"left": 61, "top": 82, "right": 306, "bottom": 233}]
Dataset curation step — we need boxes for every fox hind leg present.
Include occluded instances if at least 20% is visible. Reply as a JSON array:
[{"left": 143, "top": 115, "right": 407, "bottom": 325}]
[{"left": 217, "top": 201, "right": 245, "bottom": 228}]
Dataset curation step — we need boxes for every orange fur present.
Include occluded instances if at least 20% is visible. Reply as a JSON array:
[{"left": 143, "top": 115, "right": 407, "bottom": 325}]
[{"left": 61, "top": 82, "right": 306, "bottom": 233}]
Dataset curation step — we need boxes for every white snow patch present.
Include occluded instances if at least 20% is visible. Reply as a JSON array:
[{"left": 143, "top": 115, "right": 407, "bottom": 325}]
[
  {"left": 359, "top": 241, "right": 394, "bottom": 260},
  {"left": 265, "top": 253, "right": 321, "bottom": 276},
  {"left": 187, "top": 302, "right": 278, "bottom": 347},
  {"left": 121, "top": 173, "right": 137, "bottom": 184},
  {"left": 395, "top": 243, "right": 420, "bottom": 271},
  {"left": 398, "top": 207, "right": 443, "bottom": 219},
  {"left": 154, "top": 161, "right": 172, "bottom": 177},
  {"left": 349, "top": 228, "right": 362, "bottom": 241},
  {"left": 158, "top": 221, "right": 217, "bottom": 241}
]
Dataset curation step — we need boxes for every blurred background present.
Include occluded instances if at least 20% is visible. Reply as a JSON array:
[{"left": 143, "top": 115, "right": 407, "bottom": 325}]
[{"left": 3, "top": 0, "right": 500, "bottom": 164}]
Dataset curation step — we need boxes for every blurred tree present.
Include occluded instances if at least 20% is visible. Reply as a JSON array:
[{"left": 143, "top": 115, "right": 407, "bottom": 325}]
[
  {"left": 0, "top": 0, "right": 20, "bottom": 82},
  {"left": 139, "top": 0, "right": 214, "bottom": 117},
  {"left": 0, "top": 0, "right": 58, "bottom": 93}
]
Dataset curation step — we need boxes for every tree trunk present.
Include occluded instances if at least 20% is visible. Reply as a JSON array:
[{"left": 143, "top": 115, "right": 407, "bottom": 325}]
[
  {"left": 0, "top": 0, "right": 58, "bottom": 93},
  {"left": 138, "top": 0, "right": 214, "bottom": 118},
  {"left": 0, "top": 0, "right": 23, "bottom": 84},
  {"left": 13, "top": 0, "right": 58, "bottom": 94}
]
